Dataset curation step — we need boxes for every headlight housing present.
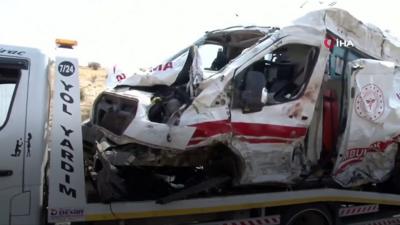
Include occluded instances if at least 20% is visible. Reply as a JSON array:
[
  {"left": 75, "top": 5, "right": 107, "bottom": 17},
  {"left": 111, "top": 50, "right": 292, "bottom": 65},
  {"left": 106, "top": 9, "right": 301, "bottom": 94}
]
[{"left": 92, "top": 92, "right": 138, "bottom": 135}]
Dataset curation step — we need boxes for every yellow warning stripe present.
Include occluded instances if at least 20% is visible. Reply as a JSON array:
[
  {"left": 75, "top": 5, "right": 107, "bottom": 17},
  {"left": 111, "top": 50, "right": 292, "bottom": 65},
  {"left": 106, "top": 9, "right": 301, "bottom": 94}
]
[{"left": 85, "top": 195, "right": 400, "bottom": 221}]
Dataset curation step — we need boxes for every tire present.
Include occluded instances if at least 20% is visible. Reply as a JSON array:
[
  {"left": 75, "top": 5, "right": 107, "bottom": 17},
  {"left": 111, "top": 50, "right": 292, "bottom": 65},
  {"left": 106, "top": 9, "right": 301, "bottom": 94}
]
[{"left": 283, "top": 204, "right": 332, "bottom": 225}]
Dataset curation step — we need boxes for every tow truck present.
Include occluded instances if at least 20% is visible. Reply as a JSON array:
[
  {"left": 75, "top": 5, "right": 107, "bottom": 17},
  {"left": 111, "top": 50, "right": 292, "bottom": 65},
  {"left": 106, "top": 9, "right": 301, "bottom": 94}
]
[{"left": 2, "top": 8, "right": 400, "bottom": 225}]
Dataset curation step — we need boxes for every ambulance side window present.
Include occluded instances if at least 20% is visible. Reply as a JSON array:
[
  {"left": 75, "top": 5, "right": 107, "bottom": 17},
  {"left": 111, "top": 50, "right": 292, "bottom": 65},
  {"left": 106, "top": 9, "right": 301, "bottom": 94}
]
[
  {"left": 233, "top": 44, "right": 319, "bottom": 111},
  {"left": 0, "top": 67, "right": 21, "bottom": 129}
]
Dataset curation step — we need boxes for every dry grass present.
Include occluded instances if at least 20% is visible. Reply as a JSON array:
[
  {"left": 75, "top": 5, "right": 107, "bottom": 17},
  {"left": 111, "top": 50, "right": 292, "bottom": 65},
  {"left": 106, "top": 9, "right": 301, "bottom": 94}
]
[{"left": 79, "top": 67, "right": 107, "bottom": 121}]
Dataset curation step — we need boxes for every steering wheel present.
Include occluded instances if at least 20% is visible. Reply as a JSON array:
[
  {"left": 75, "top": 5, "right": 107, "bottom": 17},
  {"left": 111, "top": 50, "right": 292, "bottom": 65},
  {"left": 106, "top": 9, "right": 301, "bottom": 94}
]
[
  {"left": 264, "top": 60, "right": 294, "bottom": 67},
  {"left": 273, "top": 83, "right": 300, "bottom": 102}
]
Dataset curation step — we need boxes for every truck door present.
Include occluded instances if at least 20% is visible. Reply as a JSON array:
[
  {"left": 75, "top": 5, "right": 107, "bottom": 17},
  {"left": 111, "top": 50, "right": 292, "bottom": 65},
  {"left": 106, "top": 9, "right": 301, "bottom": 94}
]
[
  {"left": 0, "top": 57, "right": 29, "bottom": 224},
  {"left": 230, "top": 43, "right": 329, "bottom": 184}
]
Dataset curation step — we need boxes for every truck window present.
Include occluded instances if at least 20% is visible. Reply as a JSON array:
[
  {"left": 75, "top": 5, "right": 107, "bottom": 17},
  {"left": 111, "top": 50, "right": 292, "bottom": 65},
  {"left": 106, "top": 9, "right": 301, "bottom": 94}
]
[
  {"left": 0, "top": 68, "right": 20, "bottom": 129},
  {"left": 233, "top": 44, "right": 319, "bottom": 107}
]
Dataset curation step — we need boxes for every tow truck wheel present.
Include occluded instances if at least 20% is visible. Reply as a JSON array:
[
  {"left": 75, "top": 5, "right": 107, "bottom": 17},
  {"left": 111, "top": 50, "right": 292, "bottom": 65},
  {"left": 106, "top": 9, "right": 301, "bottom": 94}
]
[{"left": 284, "top": 205, "right": 332, "bottom": 225}]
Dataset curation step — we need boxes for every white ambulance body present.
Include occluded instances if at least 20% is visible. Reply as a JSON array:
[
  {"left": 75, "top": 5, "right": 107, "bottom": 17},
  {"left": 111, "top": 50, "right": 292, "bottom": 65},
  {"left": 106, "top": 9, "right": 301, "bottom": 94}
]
[{"left": 2, "top": 8, "right": 400, "bottom": 225}]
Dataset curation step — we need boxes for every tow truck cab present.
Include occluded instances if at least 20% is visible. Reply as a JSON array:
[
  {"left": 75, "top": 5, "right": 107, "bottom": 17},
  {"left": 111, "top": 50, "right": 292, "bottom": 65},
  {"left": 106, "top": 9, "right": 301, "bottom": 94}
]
[{"left": 0, "top": 45, "right": 49, "bottom": 225}]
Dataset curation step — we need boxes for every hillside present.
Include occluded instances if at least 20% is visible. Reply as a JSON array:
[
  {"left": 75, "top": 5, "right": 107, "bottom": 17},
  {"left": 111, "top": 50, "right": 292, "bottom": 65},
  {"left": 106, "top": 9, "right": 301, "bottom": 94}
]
[
  {"left": 49, "top": 65, "right": 108, "bottom": 121},
  {"left": 79, "top": 67, "right": 108, "bottom": 120}
]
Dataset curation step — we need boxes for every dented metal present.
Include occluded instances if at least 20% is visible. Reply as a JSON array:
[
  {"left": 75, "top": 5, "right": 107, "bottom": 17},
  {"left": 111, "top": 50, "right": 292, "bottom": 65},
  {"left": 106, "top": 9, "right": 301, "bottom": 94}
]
[
  {"left": 87, "top": 8, "right": 400, "bottom": 200},
  {"left": 333, "top": 59, "right": 400, "bottom": 187}
]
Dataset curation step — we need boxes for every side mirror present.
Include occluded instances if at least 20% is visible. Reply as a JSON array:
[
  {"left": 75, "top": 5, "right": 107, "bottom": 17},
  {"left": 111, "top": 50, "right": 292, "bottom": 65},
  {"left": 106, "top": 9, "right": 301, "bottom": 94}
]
[{"left": 241, "top": 71, "right": 266, "bottom": 113}]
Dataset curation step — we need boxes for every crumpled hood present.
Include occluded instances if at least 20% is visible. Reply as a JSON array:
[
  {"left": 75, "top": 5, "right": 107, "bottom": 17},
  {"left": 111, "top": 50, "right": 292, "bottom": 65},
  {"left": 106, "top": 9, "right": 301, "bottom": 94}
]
[
  {"left": 112, "top": 46, "right": 203, "bottom": 88},
  {"left": 121, "top": 51, "right": 188, "bottom": 86}
]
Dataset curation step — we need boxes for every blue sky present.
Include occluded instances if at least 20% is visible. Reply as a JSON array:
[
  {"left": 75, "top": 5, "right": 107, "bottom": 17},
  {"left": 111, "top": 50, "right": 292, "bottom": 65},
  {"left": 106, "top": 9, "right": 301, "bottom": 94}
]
[{"left": 1, "top": 0, "right": 400, "bottom": 71}]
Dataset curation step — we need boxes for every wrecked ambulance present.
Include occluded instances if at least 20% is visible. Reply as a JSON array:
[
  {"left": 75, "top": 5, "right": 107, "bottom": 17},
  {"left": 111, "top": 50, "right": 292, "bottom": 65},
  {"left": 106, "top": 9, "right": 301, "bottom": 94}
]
[{"left": 84, "top": 8, "right": 400, "bottom": 202}]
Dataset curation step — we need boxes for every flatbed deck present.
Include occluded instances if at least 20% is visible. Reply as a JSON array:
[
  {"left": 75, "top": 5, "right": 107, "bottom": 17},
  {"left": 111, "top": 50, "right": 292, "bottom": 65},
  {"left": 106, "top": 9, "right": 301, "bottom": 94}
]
[{"left": 84, "top": 188, "right": 400, "bottom": 221}]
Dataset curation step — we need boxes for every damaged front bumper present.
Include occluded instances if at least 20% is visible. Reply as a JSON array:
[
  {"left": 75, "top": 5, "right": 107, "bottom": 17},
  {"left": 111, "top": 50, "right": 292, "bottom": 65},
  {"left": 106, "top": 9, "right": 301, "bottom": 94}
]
[{"left": 94, "top": 131, "right": 214, "bottom": 167}]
